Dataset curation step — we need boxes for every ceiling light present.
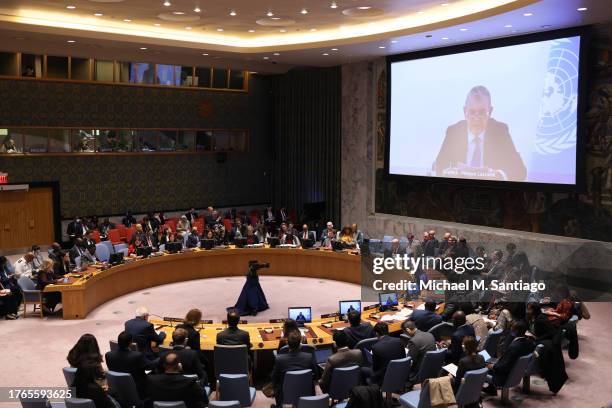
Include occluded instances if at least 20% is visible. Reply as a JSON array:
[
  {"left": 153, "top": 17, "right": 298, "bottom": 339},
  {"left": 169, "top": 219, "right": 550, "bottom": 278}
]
[
  {"left": 273, "top": 52, "right": 280, "bottom": 56},
  {"left": 330, "top": 2, "right": 338, "bottom": 9},
  {"left": 230, "top": 10, "right": 237, "bottom": 16},
  {"left": 202, "top": 53, "right": 208, "bottom": 56},
  {"left": 523, "top": 12, "right": 533, "bottom": 16},
  {"left": 66, "top": 5, "right": 76, "bottom": 9},
  {"left": 459, "top": 28, "right": 468, "bottom": 31},
  {"left": 263, "top": 56, "right": 269, "bottom": 60},
  {"left": 267, "top": 11, "right": 274, "bottom": 17},
  {"left": 185, "top": 26, "right": 192, "bottom": 29},
  {"left": 123, "top": 19, "right": 132, "bottom": 22},
  {"left": 216, "top": 27, "right": 223, "bottom": 31},
  {"left": 140, "top": 47, "right": 147, "bottom": 50},
  {"left": 301, "top": 8, "right": 308, "bottom": 14},
  {"left": 357, "top": 6, "right": 371, "bottom": 10},
  {"left": 163, "top": 1, "right": 171, "bottom": 6},
  {"left": 248, "top": 29, "right": 255, "bottom": 32},
  {"left": 194, "top": 6, "right": 201, "bottom": 12},
  {"left": 331, "top": 48, "right": 338, "bottom": 51},
  {"left": 172, "top": 11, "right": 185, "bottom": 15},
  {"left": 504, "top": 24, "right": 513, "bottom": 27},
  {"left": 93, "top": 13, "right": 103, "bottom": 17},
  {"left": 577, "top": 7, "right": 587, "bottom": 11},
  {"left": 378, "top": 46, "right": 385, "bottom": 49},
  {"left": 67, "top": 40, "right": 76, "bottom": 43},
  {"left": 323, "top": 53, "right": 329, "bottom": 56}
]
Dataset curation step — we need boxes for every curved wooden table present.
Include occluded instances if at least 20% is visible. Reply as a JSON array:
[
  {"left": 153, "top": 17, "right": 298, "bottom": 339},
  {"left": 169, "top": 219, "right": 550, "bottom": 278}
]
[{"left": 45, "top": 247, "right": 361, "bottom": 320}]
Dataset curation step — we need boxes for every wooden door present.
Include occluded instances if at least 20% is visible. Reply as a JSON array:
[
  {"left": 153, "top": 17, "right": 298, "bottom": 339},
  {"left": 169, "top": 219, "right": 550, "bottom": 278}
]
[{"left": 0, "top": 187, "right": 55, "bottom": 251}]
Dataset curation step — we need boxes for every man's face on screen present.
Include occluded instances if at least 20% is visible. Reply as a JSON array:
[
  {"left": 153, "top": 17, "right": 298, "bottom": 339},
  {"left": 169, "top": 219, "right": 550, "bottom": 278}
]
[{"left": 464, "top": 95, "right": 492, "bottom": 135}]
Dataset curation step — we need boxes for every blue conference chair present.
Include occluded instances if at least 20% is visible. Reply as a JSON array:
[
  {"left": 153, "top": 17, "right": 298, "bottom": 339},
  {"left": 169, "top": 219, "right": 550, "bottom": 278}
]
[
  {"left": 381, "top": 357, "right": 412, "bottom": 403},
  {"left": 282, "top": 369, "right": 314, "bottom": 407},
  {"left": 399, "top": 380, "right": 431, "bottom": 408},
  {"left": 19, "top": 397, "right": 49, "bottom": 408},
  {"left": 62, "top": 367, "right": 77, "bottom": 387},
  {"left": 455, "top": 367, "right": 488, "bottom": 408},
  {"left": 427, "top": 322, "right": 454, "bottom": 341},
  {"left": 101, "top": 240, "right": 115, "bottom": 255},
  {"left": 298, "top": 394, "right": 329, "bottom": 408},
  {"left": 415, "top": 349, "right": 446, "bottom": 384},
  {"left": 114, "top": 243, "right": 129, "bottom": 257},
  {"left": 487, "top": 353, "right": 533, "bottom": 404},
  {"left": 382, "top": 235, "right": 394, "bottom": 251},
  {"left": 208, "top": 402, "right": 241, "bottom": 408},
  {"left": 17, "top": 276, "right": 43, "bottom": 318},
  {"left": 153, "top": 402, "right": 186, "bottom": 408},
  {"left": 214, "top": 344, "right": 249, "bottom": 377},
  {"left": 106, "top": 371, "right": 142, "bottom": 408},
  {"left": 65, "top": 399, "right": 95, "bottom": 408},
  {"left": 218, "top": 374, "right": 256, "bottom": 407},
  {"left": 328, "top": 365, "right": 360, "bottom": 403},
  {"left": 523, "top": 344, "right": 545, "bottom": 393},
  {"left": 95, "top": 243, "right": 110, "bottom": 262},
  {"left": 354, "top": 337, "right": 377, "bottom": 366},
  {"left": 483, "top": 328, "right": 503, "bottom": 358}
]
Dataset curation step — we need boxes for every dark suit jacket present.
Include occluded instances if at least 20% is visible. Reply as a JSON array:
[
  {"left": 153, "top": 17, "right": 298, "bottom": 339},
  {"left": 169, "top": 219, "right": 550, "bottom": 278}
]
[
  {"left": 299, "top": 231, "right": 317, "bottom": 242},
  {"left": 383, "top": 247, "right": 405, "bottom": 258},
  {"left": 320, "top": 348, "right": 364, "bottom": 393},
  {"left": 344, "top": 323, "right": 375, "bottom": 349},
  {"left": 75, "top": 382, "right": 114, "bottom": 408},
  {"left": 145, "top": 373, "right": 207, "bottom": 408},
  {"left": 105, "top": 348, "right": 148, "bottom": 397},
  {"left": 405, "top": 330, "right": 436, "bottom": 377},
  {"left": 175, "top": 323, "right": 201, "bottom": 351},
  {"left": 435, "top": 119, "right": 527, "bottom": 181},
  {"left": 447, "top": 324, "right": 476, "bottom": 364},
  {"left": 409, "top": 309, "right": 443, "bottom": 332},
  {"left": 124, "top": 318, "right": 164, "bottom": 361},
  {"left": 271, "top": 351, "right": 316, "bottom": 400},
  {"left": 492, "top": 337, "right": 535, "bottom": 385},
  {"left": 454, "top": 354, "right": 486, "bottom": 391},
  {"left": 371, "top": 336, "right": 406, "bottom": 385},
  {"left": 216, "top": 326, "right": 251, "bottom": 349},
  {"left": 157, "top": 346, "right": 206, "bottom": 382},
  {"left": 67, "top": 221, "right": 86, "bottom": 237}
]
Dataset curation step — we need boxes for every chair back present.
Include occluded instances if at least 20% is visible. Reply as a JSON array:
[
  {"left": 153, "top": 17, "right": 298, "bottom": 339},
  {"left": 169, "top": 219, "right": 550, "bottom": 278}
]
[
  {"left": 91, "top": 230, "right": 101, "bottom": 243},
  {"left": 328, "top": 365, "right": 360, "bottom": 401},
  {"left": 107, "top": 229, "right": 122, "bottom": 245},
  {"left": 95, "top": 243, "right": 110, "bottom": 262},
  {"left": 282, "top": 369, "right": 314, "bottom": 406},
  {"left": 214, "top": 345, "right": 249, "bottom": 376},
  {"left": 504, "top": 353, "right": 533, "bottom": 388},
  {"left": 209, "top": 401, "right": 241, "bottom": 408},
  {"left": 416, "top": 349, "right": 446, "bottom": 383},
  {"left": 455, "top": 367, "right": 488, "bottom": 406},
  {"left": 382, "top": 235, "right": 394, "bottom": 251},
  {"left": 219, "top": 374, "right": 252, "bottom": 407},
  {"left": 117, "top": 224, "right": 127, "bottom": 239},
  {"left": 417, "top": 381, "right": 431, "bottom": 408},
  {"left": 298, "top": 394, "right": 329, "bottom": 408},
  {"left": 525, "top": 344, "right": 545, "bottom": 376},
  {"left": 65, "top": 398, "right": 95, "bottom": 408},
  {"left": 483, "top": 329, "right": 503, "bottom": 358},
  {"left": 381, "top": 357, "right": 412, "bottom": 393},
  {"left": 106, "top": 370, "right": 142, "bottom": 408},
  {"left": 153, "top": 402, "right": 187, "bottom": 408},
  {"left": 354, "top": 337, "right": 377, "bottom": 365},
  {"left": 114, "top": 243, "right": 129, "bottom": 256},
  {"left": 427, "top": 322, "right": 455, "bottom": 341},
  {"left": 19, "top": 397, "right": 48, "bottom": 408},
  {"left": 125, "top": 227, "right": 136, "bottom": 243},
  {"left": 109, "top": 340, "right": 118, "bottom": 352},
  {"left": 17, "top": 276, "right": 36, "bottom": 291},
  {"left": 101, "top": 240, "right": 115, "bottom": 255},
  {"left": 62, "top": 367, "right": 77, "bottom": 387},
  {"left": 277, "top": 344, "right": 316, "bottom": 355}
]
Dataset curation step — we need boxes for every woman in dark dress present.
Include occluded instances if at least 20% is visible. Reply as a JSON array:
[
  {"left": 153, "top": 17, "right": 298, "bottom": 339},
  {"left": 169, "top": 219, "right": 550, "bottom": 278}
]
[
  {"left": 73, "top": 361, "right": 115, "bottom": 408},
  {"left": 234, "top": 261, "right": 269, "bottom": 316},
  {"left": 453, "top": 336, "right": 485, "bottom": 393},
  {"left": 67, "top": 334, "right": 105, "bottom": 377}
]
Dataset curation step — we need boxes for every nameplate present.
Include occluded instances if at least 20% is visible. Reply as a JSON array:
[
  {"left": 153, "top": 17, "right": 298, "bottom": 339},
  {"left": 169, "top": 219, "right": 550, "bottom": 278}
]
[
  {"left": 320, "top": 312, "right": 339, "bottom": 319},
  {"left": 269, "top": 318, "right": 285, "bottom": 323},
  {"left": 163, "top": 317, "right": 183, "bottom": 322},
  {"left": 364, "top": 304, "right": 380, "bottom": 311},
  {"left": 222, "top": 320, "right": 248, "bottom": 325}
]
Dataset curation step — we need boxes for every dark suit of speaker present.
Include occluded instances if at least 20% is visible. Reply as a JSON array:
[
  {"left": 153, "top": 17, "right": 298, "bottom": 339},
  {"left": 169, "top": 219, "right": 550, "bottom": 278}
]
[
  {"left": 409, "top": 309, "right": 443, "bottom": 332},
  {"left": 105, "top": 349, "right": 148, "bottom": 397},
  {"left": 370, "top": 336, "right": 406, "bottom": 385},
  {"left": 157, "top": 346, "right": 206, "bottom": 383},
  {"left": 124, "top": 318, "right": 165, "bottom": 362},
  {"left": 344, "top": 323, "right": 375, "bottom": 349},
  {"left": 447, "top": 324, "right": 476, "bottom": 364},
  {"left": 435, "top": 119, "right": 526, "bottom": 181},
  {"left": 216, "top": 326, "right": 251, "bottom": 349},
  {"left": 145, "top": 373, "right": 207, "bottom": 408}
]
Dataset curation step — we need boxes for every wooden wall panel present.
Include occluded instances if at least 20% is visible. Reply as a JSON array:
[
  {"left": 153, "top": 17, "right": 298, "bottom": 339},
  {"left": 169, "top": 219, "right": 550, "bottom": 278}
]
[{"left": 0, "top": 187, "right": 54, "bottom": 250}]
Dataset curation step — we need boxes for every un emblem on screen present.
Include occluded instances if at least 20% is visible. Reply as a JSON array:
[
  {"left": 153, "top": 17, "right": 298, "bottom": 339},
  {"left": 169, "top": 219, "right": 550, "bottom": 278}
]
[{"left": 535, "top": 38, "right": 579, "bottom": 155}]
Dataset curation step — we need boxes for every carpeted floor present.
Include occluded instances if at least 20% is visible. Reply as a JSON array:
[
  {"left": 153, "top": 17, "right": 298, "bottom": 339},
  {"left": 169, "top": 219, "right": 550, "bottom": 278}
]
[{"left": 0, "top": 276, "right": 610, "bottom": 407}]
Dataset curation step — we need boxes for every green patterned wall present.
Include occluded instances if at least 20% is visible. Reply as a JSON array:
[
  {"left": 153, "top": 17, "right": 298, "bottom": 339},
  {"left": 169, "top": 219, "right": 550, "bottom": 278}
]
[{"left": 0, "top": 77, "right": 273, "bottom": 217}]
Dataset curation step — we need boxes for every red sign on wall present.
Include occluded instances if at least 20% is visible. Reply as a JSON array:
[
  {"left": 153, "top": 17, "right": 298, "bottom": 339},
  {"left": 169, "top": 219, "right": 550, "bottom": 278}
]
[{"left": 0, "top": 172, "right": 8, "bottom": 184}]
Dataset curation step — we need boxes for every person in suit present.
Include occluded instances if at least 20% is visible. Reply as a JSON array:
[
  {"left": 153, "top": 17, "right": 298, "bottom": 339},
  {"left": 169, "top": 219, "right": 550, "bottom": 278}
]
[
  {"left": 405, "top": 234, "right": 422, "bottom": 257},
  {"left": 67, "top": 216, "right": 88, "bottom": 240},
  {"left": 185, "top": 227, "right": 200, "bottom": 248},
  {"left": 453, "top": 336, "right": 485, "bottom": 392},
  {"left": 158, "top": 328, "right": 207, "bottom": 382},
  {"left": 423, "top": 230, "right": 439, "bottom": 257},
  {"left": 343, "top": 310, "right": 374, "bottom": 349},
  {"left": 321, "top": 230, "right": 336, "bottom": 250},
  {"left": 383, "top": 239, "right": 404, "bottom": 257},
  {"left": 481, "top": 250, "right": 505, "bottom": 281},
  {"left": 409, "top": 300, "right": 442, "bottom": 332},
  {"left": 351, "top": 223, "right": 364, "bottom": 246},
  {"left": 105, "top": 331, "right": 149, "bottom": 397},
  {"left": 122, "top": 211, "right": 137, "bottom": 228},
  {"left": 73, "top": 361, "right": 115, "bottom": 408},
  {"left": 484, "top": 320, "right": 534, "bottom": 395},
  {"left": 401, "top": 321, "right": 436, "bottom": 383},
  {"left": 271, "top": 331, "right": 316, "bottom": 408},
  {"left": 82, "top": 231, "right": 96, "bottom": 248},
  {"left": 99, "top": 218, "right": 115, "bottom": 240},
  {"left": 216, "top": 310, "right": 251, "bottom": 349},
  {"left": 320, "top": 221, "right": 334, "bottom": 243},
  {"left": 320, "top": 330, "right": 364, "bottom": 393},
  {"left": 447, "top": 311, "right": 475, "bottom": 364},
  {"left": 438, "top": 232, "right": 452, "bottom": 255},
  {"left": 185, "top": 207, "right": 199, "bottom": 223},
  {"left": 368, "top": 322, "right": 406, "bottom": 385},
  {"left": 435, "top": 86, "right": 526, "bottom": 181},
  {"left": 124, "top": 306, "right": 167, "bottom": 364},
  {"left": 280, "top": 231, "right": 300, "bottom": 246},
  {"left": 526, "top": 302, "right": 557, "bottom": 341},
  {"left": 277, "top": 207, "right": 288, "bottom": 225},
  {"left": 146, "top": 352, "right": 208, "bottom": 408},
  {"left": 300, "top": 224, "right": 316, "bottom": 242},
  {"left": 176, "top": 308, "right": 203, "bottom": 352}
]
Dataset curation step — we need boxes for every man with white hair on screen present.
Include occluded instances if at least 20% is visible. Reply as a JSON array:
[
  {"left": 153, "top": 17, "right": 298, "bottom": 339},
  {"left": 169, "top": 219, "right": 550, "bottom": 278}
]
[
  {"left": 435, "top": 85, "right": 526, "bottom": 181},
  {"left": 124, "top": 306, "right": 167, "bottom": 364}
]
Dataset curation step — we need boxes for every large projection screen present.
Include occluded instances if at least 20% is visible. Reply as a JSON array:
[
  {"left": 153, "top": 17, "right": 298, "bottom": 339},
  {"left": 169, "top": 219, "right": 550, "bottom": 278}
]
[{"left": 387, "top": 30, "right": 586, "bottom": 187}]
